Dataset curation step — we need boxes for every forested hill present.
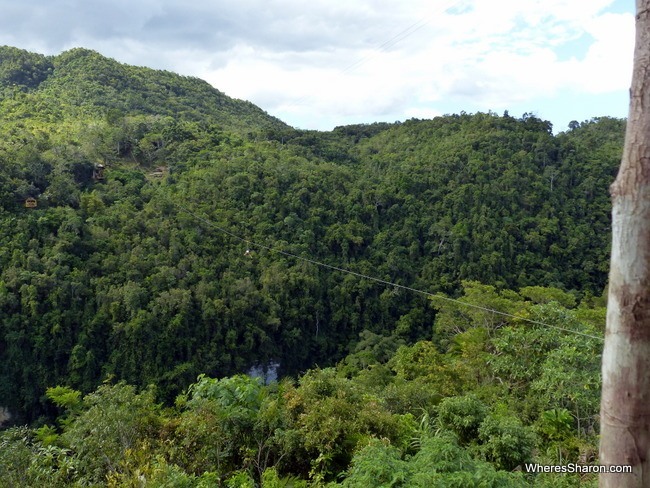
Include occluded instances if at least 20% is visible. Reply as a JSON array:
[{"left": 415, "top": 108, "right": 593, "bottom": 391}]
[
  {"left": 0, "top": 46, "right": 623, "bottom": 432},
  {"left": 0, "top": 45, "right": 287, "bottom": 132}
]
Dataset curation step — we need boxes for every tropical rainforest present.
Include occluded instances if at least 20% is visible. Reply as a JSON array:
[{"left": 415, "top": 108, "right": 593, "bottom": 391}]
[{"left": 0, "top": 45, "right": 622, "bottom": 486}]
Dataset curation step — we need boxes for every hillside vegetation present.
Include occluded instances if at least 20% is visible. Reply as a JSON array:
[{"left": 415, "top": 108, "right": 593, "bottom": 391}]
[{"left": 0, "top": 46, "right": 621, "bottom": 486}]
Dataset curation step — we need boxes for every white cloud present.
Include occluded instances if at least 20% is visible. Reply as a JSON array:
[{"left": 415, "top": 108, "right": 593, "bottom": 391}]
[
  {"left": 0, "top": 0, "right": 635, "bottom": 129},
  {"left": 195, "top": 1, "right": 634, "bottom": 128},
  {"left": 222, "top": 0, "right": 634, "bottom": 128},
  {"left": 578, "top": 12, "right": 634, "bottom": 92},
  {"left": 404, "top": 106, "right": 443, "bottom": 120}
]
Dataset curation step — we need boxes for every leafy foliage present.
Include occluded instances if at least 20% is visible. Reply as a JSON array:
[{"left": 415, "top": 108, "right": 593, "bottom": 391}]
[
  {"left": 0, "top": 46, "right": 612, "bottom": 487},
  {"left": 437, "top": 395, "right": 488, "bottom": 445}
]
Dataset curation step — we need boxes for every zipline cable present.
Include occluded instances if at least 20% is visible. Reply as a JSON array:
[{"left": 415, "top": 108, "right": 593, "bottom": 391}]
[{"left": 173, "top": 201, "right": 604, "bottom": 342}]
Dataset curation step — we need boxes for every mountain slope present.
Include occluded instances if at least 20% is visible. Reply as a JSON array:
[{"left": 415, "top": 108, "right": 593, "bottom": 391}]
[
  {"left": 0, "top": 45, "right": 288, "bottom": 132},
  {"left": 0, "top": 45, "right": 624, "bottom": 426}
]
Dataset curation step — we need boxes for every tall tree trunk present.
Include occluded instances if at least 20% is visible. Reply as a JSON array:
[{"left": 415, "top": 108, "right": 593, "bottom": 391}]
[{"left": 600, "top": 1, "right": 650, "bottom": 486}]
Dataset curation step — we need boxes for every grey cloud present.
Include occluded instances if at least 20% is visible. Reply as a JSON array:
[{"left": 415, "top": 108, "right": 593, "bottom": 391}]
[
  {"left": 0, "top": 0, "right": 397, "bottom": 58},
  {"left": 138, "top": 1, "right": 380, "bottom": 55},
  {"left": 0, "top": 0, "right": 162, "bottom": 52}
]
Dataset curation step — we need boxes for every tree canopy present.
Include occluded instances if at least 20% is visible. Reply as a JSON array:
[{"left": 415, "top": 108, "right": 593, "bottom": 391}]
[{"left": 0, "top": 45, "right": 620, "bottom": 486}]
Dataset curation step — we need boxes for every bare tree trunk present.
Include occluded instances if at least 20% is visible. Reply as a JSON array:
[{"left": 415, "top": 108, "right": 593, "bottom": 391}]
[{"left": 600, "top": 2, "right": 650, "bottom": 486}]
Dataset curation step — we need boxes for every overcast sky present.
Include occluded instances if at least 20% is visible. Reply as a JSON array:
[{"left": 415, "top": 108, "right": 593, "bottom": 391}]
[{"left": 0, "top": 0, "right": 634, "bottom": 132}]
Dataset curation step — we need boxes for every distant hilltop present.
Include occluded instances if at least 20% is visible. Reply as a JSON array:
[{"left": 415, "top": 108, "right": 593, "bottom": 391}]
[{"left": 0, "top": 45, "right": 288, "bottom": 133}]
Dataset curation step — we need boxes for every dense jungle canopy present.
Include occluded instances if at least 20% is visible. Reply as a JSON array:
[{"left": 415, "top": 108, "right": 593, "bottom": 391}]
[{"left": 0, "top": 46, "right": 621, "bottom": 486}]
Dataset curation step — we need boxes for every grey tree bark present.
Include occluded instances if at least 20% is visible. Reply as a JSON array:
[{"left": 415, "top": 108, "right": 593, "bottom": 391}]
[{"left": 600, "top": 1, "right": 650, "bottom": 486}]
